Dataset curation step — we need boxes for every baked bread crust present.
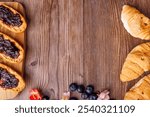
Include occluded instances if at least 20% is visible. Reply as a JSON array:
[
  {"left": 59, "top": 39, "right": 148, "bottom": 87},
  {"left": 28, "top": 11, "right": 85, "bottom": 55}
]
[
  {"left": 120, "top": 42, "right": 150, "bottom": 82},
  {"left": 0, "top": 3, "right": 27, "bottom": 33},
  {"left": 0, "top": 63, "right": 25, "bottom": 100},
  {"left": 0, "top": 32, "right": 24, "bottom": 63},
  {"left": 121, "top": 5, "right": 150, "bottom": 40},
  {"left": 124, "top": 74, "right": 150, "bottom": 100}
]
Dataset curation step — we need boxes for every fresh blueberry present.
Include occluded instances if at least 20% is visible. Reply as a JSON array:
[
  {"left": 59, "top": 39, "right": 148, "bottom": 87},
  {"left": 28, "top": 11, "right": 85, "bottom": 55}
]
[
  {"left": 85, "top": 85, "right": 94, "bottom": 94},
  {"left": 88, "top": 94, "right": 98, "bottom": 100},
  {"left": 81, "top": 93, "right": 89, "bottom": 99},
  {"left": 42, "top": 96, "right": 50, "bottom": 100},
  {"left": 77, "top": 85, "right": 85, "bottom": 93},
  {"left": 69, "top": 83, "right": 78, "bottom": 92}
]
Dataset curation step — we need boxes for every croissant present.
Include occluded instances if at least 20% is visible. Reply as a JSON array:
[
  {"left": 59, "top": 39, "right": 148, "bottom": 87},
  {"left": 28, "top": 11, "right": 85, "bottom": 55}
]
[
  {"left": 120, "top": 42, "right": 150, "bottom": 82},
  {"left": 124, "top": 74, "right": 150, "bottom": 100},
  {"left": 0, "top": 3, "right": 27, "bottom": 33},
  {"left": 0, "top": 63, "right": 25, "bottom": 99},
  {"left": 0, "top": 32, "right": 24, "bottom": 63},
  {"left": 121, "top": 5, "right": 150, "bottom": 40}
]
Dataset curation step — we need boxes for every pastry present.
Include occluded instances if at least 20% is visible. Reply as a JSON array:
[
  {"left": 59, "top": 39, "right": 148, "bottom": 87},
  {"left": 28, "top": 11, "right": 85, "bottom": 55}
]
[
  {"left": 121, "top": 5, "right": 150, "bottom": 40},
  {"left": 0, "top": 3, "right": 27, "bottom": 33},
  {"left": 0, "top": 32, "right": 24, "bottom": 63},
  {"left": 120, "top": 42, "right": 150, "bottom": 82},
  {"left": 124, "top": 74, "right": 150, "bottom": 100},
  {"left": 0, "top": 63, "right": 25, "bottom": 99}
]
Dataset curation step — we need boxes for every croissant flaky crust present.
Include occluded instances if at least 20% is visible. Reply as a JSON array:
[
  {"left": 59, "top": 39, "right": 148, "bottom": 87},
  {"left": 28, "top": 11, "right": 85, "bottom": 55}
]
[
  {"left": 0, "top": 32, "right": 24, "bottom": 63},
  {"left": 0, "top": 3, "right": 27, "bottom": 33},
  {"left": 120, "top": 42, "right": 150, "bottom": 82},
  {"left": 121, "top": 5, "right": 150, "bottom": 40},
  {"left": 124, "top": 74, "right": 150, "bottom": 100},
  {"left": 0, "top": 63, "right": 25, "bottom": 100}
]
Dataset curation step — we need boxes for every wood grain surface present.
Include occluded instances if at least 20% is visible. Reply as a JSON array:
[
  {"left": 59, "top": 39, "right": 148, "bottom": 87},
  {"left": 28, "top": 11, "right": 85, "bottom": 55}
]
[{"left": 0, "top": 0, "right": 150, "bottom": 100}]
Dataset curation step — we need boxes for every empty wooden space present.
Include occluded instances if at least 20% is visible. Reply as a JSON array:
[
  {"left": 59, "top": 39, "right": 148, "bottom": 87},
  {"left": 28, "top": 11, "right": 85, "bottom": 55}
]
[{"left": 0, "top": 0, "right": 149, "bottom": 99}]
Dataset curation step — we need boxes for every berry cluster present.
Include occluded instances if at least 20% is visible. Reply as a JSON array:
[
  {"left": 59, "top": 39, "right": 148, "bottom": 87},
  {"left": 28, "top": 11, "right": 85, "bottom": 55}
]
[{"left": 69, "top": 83, "right": 98, "bottom": 100}]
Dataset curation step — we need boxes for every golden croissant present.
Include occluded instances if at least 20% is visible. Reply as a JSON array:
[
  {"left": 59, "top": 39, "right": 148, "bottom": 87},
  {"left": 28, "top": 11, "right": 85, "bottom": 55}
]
[
  {"left": 120, "top": 42, "right": 150, "bottom": 82},
  {"left": 121, "top": 5, "right": 150, "bottom": 40},
  {"left": 124, "top": 74, "right": 150, "bottom": 100}
]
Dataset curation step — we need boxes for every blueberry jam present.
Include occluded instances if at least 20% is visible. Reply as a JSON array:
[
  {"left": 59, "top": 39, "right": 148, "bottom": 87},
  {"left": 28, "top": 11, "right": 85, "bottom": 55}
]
[
  {"left": 0, "top": 68, "right": 19, "bottom": 89},
  {"left": 0, "top": 35, "right": 20, "bottom": 59},
  {"left": 0, "top": 5, "right": 22, "bottom": 27}
]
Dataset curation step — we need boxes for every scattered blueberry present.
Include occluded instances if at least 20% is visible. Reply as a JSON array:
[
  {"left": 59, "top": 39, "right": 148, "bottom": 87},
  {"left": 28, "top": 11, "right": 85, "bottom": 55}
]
[
  {"left": 85, "top": 85, "right": 94, "bottom": 94},
  {"left": 68, "top": 83, "right": 102, "bottom": 100},
  {"left": 77, "top": 85, "right": 85, "bottom": 93},
  {"left": 69, "top": 83, "right": 78, "bottom": 92},
  {"left": 42, "top": 96, "right": 50, "bottom": 100},
  {"left": 81, "top": 93, "right": 89, "bottom": 99},
  {"left": 88, "top": 94, "right": 98, "bottom": 100},
  {"left": 69, "top": 97, "right": 78, "bottom": 100}
]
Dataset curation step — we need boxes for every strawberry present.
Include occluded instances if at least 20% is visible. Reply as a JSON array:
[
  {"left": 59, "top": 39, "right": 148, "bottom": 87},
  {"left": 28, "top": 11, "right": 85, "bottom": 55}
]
[{"left": 29, "top": 89, "right": 42, "bottom": 100}]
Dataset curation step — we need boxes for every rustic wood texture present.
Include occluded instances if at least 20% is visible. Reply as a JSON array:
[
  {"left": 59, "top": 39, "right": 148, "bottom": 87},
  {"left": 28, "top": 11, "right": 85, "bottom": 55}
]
[
  {"left": 0, "top": 2, "right": 25, "bottom": 77},
  {"left": 0, "top": 0, "right": 149, "bottom": 100}
]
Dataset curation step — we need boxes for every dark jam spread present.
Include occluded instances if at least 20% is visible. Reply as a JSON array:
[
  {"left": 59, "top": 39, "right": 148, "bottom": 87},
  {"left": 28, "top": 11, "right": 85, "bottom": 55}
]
[
  {"left": 0, "top": 35, "right": 20, "bottom": 59},
  {"left": 0, "top": 68, "right": 19, "bottom": 89},
  {"left": 0, "top": 5, "right": 22, "bottom": 27}
]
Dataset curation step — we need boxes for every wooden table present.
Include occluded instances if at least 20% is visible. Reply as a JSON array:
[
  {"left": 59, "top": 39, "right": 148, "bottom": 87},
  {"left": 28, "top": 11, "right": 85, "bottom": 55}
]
[{"left": 1, "top": 0, "right": 150, "bottom": 100}]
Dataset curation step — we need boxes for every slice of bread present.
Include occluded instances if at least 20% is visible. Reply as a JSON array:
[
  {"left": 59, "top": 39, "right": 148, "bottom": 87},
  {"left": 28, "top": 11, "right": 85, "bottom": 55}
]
[
  {"left": 0, "top": 32, "right": 24, "bottom": 63},
  {"left": 0, "top": 63, "right": 25, "bottom": 100},
  {"left": 0, "top": 3, "right": 27, "bottom": 33}
]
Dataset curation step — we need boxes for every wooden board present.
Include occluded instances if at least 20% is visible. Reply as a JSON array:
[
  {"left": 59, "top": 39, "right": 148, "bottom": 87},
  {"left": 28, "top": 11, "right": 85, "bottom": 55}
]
[
  {"left": 0, "top": 2, "right": 26, "bottom": 76},
  {"left": 1, "top": 0, "right": 149, "bottom": 100}
]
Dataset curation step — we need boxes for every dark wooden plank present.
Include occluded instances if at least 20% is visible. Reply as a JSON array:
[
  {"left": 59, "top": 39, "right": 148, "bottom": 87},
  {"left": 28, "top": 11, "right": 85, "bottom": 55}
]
[
  {"left": 14, "top": 0, "right": 56, "bottom": 99},
  {"left": 83, "top": 0, "right": 150, "bottom": 99},
  {"left": 57, "top": 0, "right": 83, "bottom": 99},
  {"left": 2, "top": 0, "right": 149, "bottom": 99},
  {"left": 83, "top": 0, "right": 128, "bottom": 99}
]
